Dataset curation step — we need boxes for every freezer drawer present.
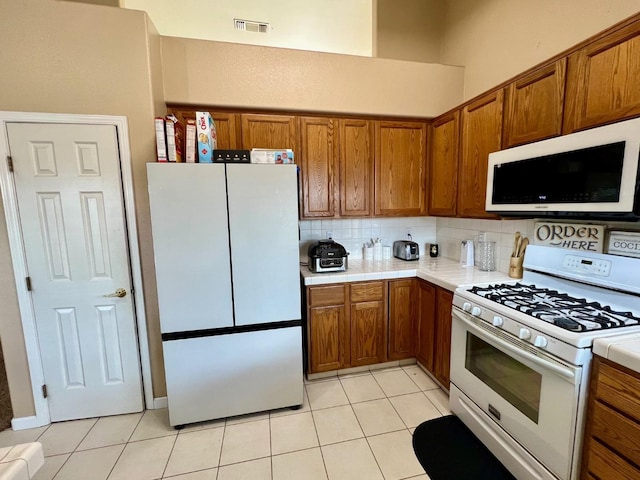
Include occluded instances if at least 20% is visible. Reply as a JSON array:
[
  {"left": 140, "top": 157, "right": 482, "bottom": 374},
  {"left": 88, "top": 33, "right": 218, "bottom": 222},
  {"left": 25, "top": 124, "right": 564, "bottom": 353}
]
[{"left": 162, "top": 326, "right": 303, "bottom": 426}]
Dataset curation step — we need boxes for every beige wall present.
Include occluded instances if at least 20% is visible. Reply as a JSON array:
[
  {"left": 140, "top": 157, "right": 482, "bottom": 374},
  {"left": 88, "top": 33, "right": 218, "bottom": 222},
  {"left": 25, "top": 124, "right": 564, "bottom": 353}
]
[
  {"left": 0, "top": 0, "right": 165, "bottom": 416},
  {"left": 442, "top": 0, "right": 640, "bottom": 101},
  {"left": 376, "top": 0, "right": 445, "bottom": 63},
  {"left": 161, "top": 37, "right": 464, "bottom": 117},
  {"left": 123, "top": 0, "right": 373, "bottom": 57}
]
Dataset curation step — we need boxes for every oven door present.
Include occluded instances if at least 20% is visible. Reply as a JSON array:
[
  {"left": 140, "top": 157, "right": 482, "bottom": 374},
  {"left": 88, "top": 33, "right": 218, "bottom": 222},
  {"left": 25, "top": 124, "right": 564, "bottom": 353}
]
[{"left": 450, "top": 307, "right": 582, "bottom": 480}]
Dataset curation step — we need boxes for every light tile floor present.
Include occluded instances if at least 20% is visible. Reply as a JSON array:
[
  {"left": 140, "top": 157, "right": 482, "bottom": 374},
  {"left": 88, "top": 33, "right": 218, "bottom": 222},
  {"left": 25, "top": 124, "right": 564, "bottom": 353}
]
[{"left": 0, "top": 365, "right": 451, "bottom": 480}]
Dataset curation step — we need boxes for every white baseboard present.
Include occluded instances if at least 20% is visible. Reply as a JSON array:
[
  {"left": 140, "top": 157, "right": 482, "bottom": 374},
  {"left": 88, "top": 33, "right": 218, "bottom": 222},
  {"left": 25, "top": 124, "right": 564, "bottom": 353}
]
[
  {"left": 11, "top": 415, "right": 44, "bottom": 431},
  {"left": 153, "top": 396, "right": 168, "bottom": 409}
]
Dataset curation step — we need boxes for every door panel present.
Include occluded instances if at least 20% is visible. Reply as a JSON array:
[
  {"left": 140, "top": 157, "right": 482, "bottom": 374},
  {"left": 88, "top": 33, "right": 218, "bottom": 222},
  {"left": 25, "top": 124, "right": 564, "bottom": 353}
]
[
  {"left": 8, "top": 123, "right": 143, "bottom": 421},
  {"left": 147, "top": 163, "right": 233, "bottom": 332},
  {"left": 227, "top": 164, "right": 301, "bottom": 325}
]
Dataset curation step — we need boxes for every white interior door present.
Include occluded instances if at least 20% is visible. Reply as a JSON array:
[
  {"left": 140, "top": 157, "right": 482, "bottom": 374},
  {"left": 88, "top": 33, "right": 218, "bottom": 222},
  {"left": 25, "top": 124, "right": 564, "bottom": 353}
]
[{"left": 7, "top": 122, "right": 143, "bottom": 422}]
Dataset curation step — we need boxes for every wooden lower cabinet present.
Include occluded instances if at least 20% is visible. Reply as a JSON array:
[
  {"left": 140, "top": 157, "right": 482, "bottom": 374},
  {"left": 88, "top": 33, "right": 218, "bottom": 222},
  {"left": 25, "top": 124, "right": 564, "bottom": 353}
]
[
  {"left": 415, "top": 280, "right": 436, "bottom": 370},
  {"left": 581, "top": 356, "right": 640, "bottom": 479},
  {"left": 306, "top": 279, "right": 416, "bottom": 374},
  {"left": 307, "top": 284, "right": 349, "bottom": 373},
  {"left": 434, "top": 288, "right": 453, "bottom": 388},
  {"left": 306, "top": 278, "right": 454, "bottom": 380},
  {"left": 350, "top": 282, "right": 386, "bottom": 367},
  {"left": 416, "top": 279, "right": 453, "bottom": 389},
  {"left": 388, "top": 279, "right": 416, "bottom": 360}
]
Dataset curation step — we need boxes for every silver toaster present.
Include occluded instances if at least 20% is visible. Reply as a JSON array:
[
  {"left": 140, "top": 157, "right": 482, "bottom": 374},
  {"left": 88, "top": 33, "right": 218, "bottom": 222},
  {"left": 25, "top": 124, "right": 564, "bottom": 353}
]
[{"left": 393, "top": 240, "right": 419, "bottom": 261}]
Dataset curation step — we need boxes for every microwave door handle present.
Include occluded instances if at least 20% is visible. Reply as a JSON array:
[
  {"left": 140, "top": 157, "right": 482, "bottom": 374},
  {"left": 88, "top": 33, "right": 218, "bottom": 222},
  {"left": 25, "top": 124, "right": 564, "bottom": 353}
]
[{"left": 453, "top": 309, "right": 577, "bottom": 382}]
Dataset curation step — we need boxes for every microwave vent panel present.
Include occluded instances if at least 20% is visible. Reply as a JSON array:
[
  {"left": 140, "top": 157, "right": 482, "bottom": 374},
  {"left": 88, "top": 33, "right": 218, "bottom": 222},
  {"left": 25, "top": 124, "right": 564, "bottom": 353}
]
[{"left": 234, "top": 19, "right": 270, "bottom": 33}]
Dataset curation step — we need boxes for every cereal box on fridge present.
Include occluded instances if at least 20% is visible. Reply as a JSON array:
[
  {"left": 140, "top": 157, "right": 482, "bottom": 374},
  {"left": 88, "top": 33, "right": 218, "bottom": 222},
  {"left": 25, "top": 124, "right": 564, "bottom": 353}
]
[
  {"left": 185, "top": 119, "right": 197, "bottom": 163},
  {"left": 165, "top": 115, "right": 184, "bottom": 162},
  {"left": 154, "top": 117, "right": 167, "bottom": 162},
  {"left": 196, "top": 111, "right": 217, "bottom": 163}
]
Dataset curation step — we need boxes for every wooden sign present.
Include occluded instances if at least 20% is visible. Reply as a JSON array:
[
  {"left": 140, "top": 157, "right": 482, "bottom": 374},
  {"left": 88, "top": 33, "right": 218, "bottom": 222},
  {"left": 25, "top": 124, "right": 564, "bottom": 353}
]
[
  {"left": 533, "top": 222, "right": 605, "bottom": 252},
  {"left": 607, "top": 231, "right": 640, "bottom": 258}
]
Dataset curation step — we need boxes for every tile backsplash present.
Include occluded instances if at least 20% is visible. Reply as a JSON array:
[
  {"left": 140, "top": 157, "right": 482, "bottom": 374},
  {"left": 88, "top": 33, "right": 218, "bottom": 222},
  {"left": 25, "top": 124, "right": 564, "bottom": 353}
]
[
  {"left": 299, "top": 217, "right": 437, "bottom": 260},
  {"left": 436, "top": 217, "right": 536, "bottom": 273},
  {"left": 300, "top": 216, "right": 640, "bottom": 273}
]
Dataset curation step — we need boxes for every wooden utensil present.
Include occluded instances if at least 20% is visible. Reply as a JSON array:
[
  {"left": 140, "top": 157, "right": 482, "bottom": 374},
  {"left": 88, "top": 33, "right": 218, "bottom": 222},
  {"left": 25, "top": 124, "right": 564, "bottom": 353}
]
[
  {"left": 513, "top": 231, "right": 521, "bottom": 257},
  {"left": 515, "top": 235, "right": 523, "bottom": 258},
  {"left": 519, "top": 237, "right": 529, "bottom": 257}
]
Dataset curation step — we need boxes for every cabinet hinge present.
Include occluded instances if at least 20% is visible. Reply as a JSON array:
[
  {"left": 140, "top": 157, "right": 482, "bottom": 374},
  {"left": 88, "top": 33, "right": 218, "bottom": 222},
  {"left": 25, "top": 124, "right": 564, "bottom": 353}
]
[
  {"left": 7, "top": 156, "right": 13, "bottom": 173},
  {"left": 26, "top": 276, "right": 32, "bottom": 291},
  {"left": 42, "top": 384, "right": 48, "bottom": 399}
]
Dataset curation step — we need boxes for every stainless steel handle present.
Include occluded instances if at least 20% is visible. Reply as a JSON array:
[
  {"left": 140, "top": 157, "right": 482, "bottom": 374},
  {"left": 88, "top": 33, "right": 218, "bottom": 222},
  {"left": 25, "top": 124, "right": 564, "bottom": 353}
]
[
  {"left": 103, "top": 288, "right": 127, "bottom": 298},
  {"left": 452, "top": 309, "right": 577, "bottom": 381}
]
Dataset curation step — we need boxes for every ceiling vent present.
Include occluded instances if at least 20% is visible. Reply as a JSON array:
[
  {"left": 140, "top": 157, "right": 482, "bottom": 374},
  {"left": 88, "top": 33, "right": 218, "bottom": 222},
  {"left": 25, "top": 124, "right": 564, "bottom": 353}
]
[{"left": 234, "top": 19, "right": 269, "bottom": 33}]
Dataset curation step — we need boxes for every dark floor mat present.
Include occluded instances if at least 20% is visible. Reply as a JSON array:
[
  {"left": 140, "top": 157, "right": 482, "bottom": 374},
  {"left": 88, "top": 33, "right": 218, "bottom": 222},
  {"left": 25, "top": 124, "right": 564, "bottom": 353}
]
[
  {"left": 0, "top": 341, "right": 13, "bottom": 431},
  {"left": 412, "top": 415, "right": 516, "bottom": 480}
]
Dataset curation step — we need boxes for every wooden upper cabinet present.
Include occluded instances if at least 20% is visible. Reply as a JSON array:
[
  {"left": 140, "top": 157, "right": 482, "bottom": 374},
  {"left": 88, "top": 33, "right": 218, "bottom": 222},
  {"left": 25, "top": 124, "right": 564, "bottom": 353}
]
[
  {"left": 240, "top": 114, "right": 298, "bottom": 151},
  {"left": 428, "top": 111, "right": 460, "bottom": 216},
  {"left": 564, "top": 21, "right": 640, "bottom": 133},
  {"left": 458, "top": 90, "right": 503, "bottom": 219},
  {"left": 299, "top": 117, "right": 337, "bottom": 218},
  {"left": 503, "top": 59, "right": 567, "bottom": 148},
  {"left": 374, "top": 121, "right": 427, "bottom": 216},
  {"left": 339, "top": 118, "right": 374, "bottom": 217},
  {"left": 166, "top": 108, "right": 240, "bottom": 149}
]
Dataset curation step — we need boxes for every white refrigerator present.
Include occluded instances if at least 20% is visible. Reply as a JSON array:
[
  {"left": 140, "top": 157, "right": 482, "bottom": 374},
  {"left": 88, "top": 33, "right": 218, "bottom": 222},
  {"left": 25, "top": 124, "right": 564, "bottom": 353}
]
[{"left": 147, "top": 162, "right": 303, "bottom": 427}]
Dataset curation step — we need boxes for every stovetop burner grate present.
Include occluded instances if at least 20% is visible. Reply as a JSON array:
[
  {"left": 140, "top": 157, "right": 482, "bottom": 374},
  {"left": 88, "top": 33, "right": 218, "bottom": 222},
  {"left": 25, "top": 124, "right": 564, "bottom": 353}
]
[{"left": 468, "top": 283, "right": 640, "bottom": 332}]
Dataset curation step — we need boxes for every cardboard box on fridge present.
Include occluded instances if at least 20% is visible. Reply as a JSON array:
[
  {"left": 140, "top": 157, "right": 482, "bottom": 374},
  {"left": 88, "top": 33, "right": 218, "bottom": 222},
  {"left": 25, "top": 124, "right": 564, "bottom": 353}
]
[
  {"left": 165, "top": 115, "right": 184, "bottom": 162},
  {"left": 154, "top": 117, "right": 167, "bottom": 162},
  {"left": 250, "top": 148, "right": 294, "bottom": 164},
  {"left": 196, "top": 111, "right": 217, "bottom": 163}
]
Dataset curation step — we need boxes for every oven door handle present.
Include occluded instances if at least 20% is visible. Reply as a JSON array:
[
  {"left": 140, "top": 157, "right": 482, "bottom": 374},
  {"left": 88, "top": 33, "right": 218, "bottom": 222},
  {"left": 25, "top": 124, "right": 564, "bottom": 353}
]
[{"left": 453, "top": 310, "right": 577, "bottom": 381}]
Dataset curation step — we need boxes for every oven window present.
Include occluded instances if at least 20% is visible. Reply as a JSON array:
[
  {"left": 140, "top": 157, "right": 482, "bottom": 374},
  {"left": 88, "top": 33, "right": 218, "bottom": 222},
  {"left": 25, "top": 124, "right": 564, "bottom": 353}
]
[{"left": 465, "top": 333, "right": 542, "bottom": 423}]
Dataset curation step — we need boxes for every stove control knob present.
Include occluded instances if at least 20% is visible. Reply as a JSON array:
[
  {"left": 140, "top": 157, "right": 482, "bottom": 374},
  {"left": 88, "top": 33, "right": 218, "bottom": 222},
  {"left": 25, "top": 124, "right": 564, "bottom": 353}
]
[
  {"left": 534, "top": 336, "right": 548, "bottom": 348},
  {"left": 492, "top": 316, "right": 504, "bottom": 327},
  {"left": 471, "top": 306, "right": 482, "bottom": 317},
  {"left": 518, "top": 328, "right": 531, "bottom": 340},
  {"left": 463, "top": 302, "right": 472, "bottom": 312}
]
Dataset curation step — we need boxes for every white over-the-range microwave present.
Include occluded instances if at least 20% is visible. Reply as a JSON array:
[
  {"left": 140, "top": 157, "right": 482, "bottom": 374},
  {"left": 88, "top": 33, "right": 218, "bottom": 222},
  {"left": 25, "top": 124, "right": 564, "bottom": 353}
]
[{"left": 485, "top": 117, "right": 640, "bottom": 220}]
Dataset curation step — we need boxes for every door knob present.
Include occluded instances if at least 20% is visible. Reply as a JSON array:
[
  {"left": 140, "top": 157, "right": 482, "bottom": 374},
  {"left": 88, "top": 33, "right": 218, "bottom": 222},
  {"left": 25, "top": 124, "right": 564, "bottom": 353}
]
[{"left": 103, "top": 288, "right": 127, "bottom": 298}]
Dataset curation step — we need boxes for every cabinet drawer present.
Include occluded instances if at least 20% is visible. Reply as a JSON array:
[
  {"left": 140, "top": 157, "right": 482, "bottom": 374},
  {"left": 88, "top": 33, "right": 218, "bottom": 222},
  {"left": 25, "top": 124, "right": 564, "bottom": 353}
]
[
  {"left": 591, "top": 401, "right": 640, "bottom": 467},
  {"left": 595, "top": 362, "right": 640, "bottom": 422},
  {"left": 350, "top": 281, "right": 384, "bottom": 303},
  {"left": 584, "top": 435, "right": 640, "bottom": 480},
  {"left": 308, "top": 285, "right": 346, "bottom": 307}
]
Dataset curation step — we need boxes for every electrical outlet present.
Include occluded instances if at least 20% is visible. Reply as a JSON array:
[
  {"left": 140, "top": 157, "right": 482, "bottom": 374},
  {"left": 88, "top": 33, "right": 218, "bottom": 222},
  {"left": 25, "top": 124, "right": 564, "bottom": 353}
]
[{"left": 326, "top": 231, "right": 333, "bottom": 239}]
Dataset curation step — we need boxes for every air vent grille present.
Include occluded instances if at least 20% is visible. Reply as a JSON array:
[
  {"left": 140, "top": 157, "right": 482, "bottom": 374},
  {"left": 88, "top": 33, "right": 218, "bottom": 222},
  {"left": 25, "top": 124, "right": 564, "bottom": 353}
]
[{"left": 234, "top": 19, "right": 269, "bottom": 33}]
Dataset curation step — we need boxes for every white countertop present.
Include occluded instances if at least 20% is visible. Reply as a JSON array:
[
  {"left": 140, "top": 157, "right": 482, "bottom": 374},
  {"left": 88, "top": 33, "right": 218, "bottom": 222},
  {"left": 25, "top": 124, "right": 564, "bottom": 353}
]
[
  {"left": 593, "top": 334, "right": 640, "bottom": 374},
  {"left": 300, "top": 256, "right": 511, "bottom": 291}
]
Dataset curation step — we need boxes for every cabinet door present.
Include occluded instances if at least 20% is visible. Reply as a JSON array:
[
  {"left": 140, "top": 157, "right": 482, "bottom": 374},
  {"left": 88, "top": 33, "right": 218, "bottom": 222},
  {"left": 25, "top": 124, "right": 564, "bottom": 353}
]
[
  {"left": 388, "top": 279, "right": 416, "bottom": 360},
  {"left": 416, "top": 280, "right": 436, "bottom": 371},
  {"left": 458, "top": 90, "right": 503, "bottom": 219},
  {"left": 240, "top": 114, "right": 298, "bottom": 151},
  {"left": 375, "top": 121, "right": 427, "bottom": 216},
  {"left": 166, "top": 108, "right": 240, "bottom": 149},
  {"left": 564, "top": 21, "right": 640, "bottom": 133},
  {"left": 307, "top": 285, "right": 348, "bottom": 373},
  {"left": 299, "top": 117, "right": 337, "bottom": 218},
  {"left": 428, "top": 111, "right": 460, "bottom": 216},
  {"left": 309, "top": 304, "right": 349, "bottom": 373},
  {"left": 350, "top": 300, "right": 386, "bottom": 366},
  {"left": 434, "top": 288, "right": 453, "bottom": 388},
  {"left": 503, "top": 59, "right": 566, "bottom": 148},
  {"left": 339, "top": 118, "right": 374, "bottom": 217}
]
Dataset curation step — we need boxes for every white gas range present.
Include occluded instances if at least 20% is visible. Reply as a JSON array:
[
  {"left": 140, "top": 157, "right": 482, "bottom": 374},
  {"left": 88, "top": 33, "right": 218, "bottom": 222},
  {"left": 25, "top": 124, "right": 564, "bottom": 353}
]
[{"left": 448, "top": 245, "right": 640, "bottom": 480}]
